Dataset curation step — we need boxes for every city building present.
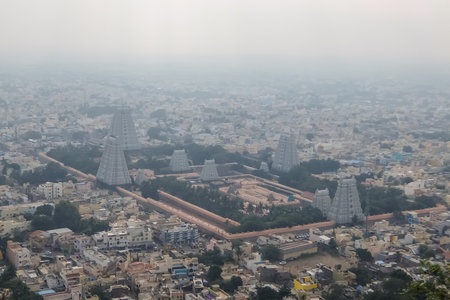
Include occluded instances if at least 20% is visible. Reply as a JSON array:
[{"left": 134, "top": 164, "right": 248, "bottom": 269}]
[
  {"left": 37, "top": 182, "right": 63, "bottom": 199},
  {"left": 6, "top": 240, "right": 32, "bottom": 268},
  {"left": 159, "top": 223, "right": 198, "bottom": 245},
  {"left": 92, "top": 217, "right": 152, "bottom": 250},
  {"left": 278, "top": 240, "right": 317, "bottom": 260}
]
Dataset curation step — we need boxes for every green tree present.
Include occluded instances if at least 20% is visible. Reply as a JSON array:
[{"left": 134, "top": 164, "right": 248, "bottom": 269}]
[
  {"left": 11, "top": 229, "right": 26, "bottom": 242},
  {"left": 22, "top": 131, "right": 42, "bottom": 140},
  {"left": 418, "top": 244, "right": 435, "bottom": 259},
  {"left": 323, "top": 284, "right": 347, "bottom": 300},
  {"left": 389, "top": 269, "right": 412, "bottom": 282},
  {"left": 147, "top": 127, "right": 167, "bottom": 141},
  {"left": 207, "top": 265, "right": 222, "bottom": 282},
  {"left": 80, "top": 218, "right": 109, "bottom": 236},
  {"left": 10, "top": 280, "right": 43, "bottom": 300},
  {"left": 53, "top": 201, "right": 81, "bottom": 231},
  {"left": 34, "top": 204, "right": 53, "bottom": 216},
  {"left": 381, "top": 277, "right": 409, "bottom": 295},
  {"left": 260, "top": 244, "right": 281, "bottom": 262},
  {"left": 31, "top": 215, "right": 55, "bottom": 231},
  {"left": 256, "top": 286, "right": 281, "bottom": 300},
  {"left": 401, "top": 177, "right": 413, "bottom": 185},
  {"left": 198, "top": 248, "right": 229, "bottom": 266},
  {"left": 89, "top": 285, "right": 111, "bottom": 300},
  {"left": 47, "top": 145, "right": 101, "bottom": 174},
  {"left": 356, "top": 248, "right": 373, "bottom": 262},
  {"left": 221, "top": 280, "right": 235, "bottom": 293},
  {"left": 42, "top": 162, "right": 68, "bottom": 182},
  {"left": 230, "top": 276, "right": 243, "bottom": 289},
  {"left": 235, "top": 245, "right": 243, "bottom": 263},
  {"left": 221, "top": 276, "right": 243, "bottom": 294},
  {"left": 402, "top": 145, "right": 413, "bottom": 153},
  {"left": 349, "top": 267, "right": 371, "bottom": 286},
  {"left": 278, "top": 286, "right": 291, "bottom": 298},
  {"left": 0, "top": 264, "right": 16, "bottom": 284},
  {"left": 141, "top": 180, "right": 160, "bottom": 200}
]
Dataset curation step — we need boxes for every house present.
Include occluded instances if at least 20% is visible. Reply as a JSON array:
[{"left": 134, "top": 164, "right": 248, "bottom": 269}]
[{"left": 6, "top": 240, "right": 31, "bottom": 268}]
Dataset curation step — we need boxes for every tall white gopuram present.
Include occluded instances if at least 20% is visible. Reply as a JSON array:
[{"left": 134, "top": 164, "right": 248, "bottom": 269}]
[
  {"left": 110, "top": 106, "right": 140, "bottom": 151},
  {"left": 200, "top": 159, "right": 219, "bottom": 181},
  {"left": 272, "top": 133, "right": 299, "bottom": 172},
  {"left": 312, "top": 188, "right": 332, "bottom": 216},
  {"left": 327, "top": 175, "right": 364, "bottom": 224},
  {"left": 169, "top": 150, "right": 190, "bottom": 172},
  {"left": 96, "top": 136, "right": 131, "bottom": 186}
]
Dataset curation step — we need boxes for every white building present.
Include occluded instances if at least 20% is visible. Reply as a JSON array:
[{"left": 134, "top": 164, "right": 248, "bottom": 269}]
[
  {"left": 6, "top": 240, "right": 32, "bottom": 268},
  {"left": 82, "top": 249, "right": 112, "bottom": 269},
  {"left": 126, "top": 217, "right": 153, "bottom": 249},
  {"left": 159, "top": 223, "right": 198, "bottom": 245},
  {"left": 74, "top": 235, "right": 94, "bottom": 252},
  {"left": 37, "top": 182, "right": 63, "bottom": 199},
  {"left": 92, "top": 217, "right": 152, "bottom": 250},
  {"left": 93, "top": 228, "right": 128, "bottom": 250}
]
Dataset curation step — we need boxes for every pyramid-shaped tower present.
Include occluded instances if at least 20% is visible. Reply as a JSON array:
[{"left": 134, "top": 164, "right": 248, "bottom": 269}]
[
  {"left": 327, "top": 176, "right": 364, "bottom": 224},
  {"left": 96, "top": 136, "right": 132, "bottom": 186},
  {"left": 169, "top": 150, "right": 190, "bottom": 172},
  {"left": 110, "top": 106, "right": 140, "bottom": 151},
  {"left": 272, "top": 133, "right": 299, "bottom": 172},
  {"left": 200, "top": 159, "right": 219, "bottom": 181},
  {"left": 312, "top": 188, "right": 332, "bottom": 216}
]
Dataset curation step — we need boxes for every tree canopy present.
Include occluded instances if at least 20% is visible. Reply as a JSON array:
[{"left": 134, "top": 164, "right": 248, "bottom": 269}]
[
  {"left": 11, "top": 162, "right": 69, "bottom": 185},
  {"left": 47, "top": 145, "right": 101, "bottom": 174},
  {"left": 35, "top": 204, "right": 53, "bottom": 216},
  {"left": 221, "top": 276, "right": 243, "bottom": 293},
  {"left": 349, "top": 266, "right": 372, "bottom": 286},
  {"left": 197, "top": 247, "right": 233, "bottom": 266},
  {"left": 141, "top": 177, "right": 243, "bottom": 221},
  {"left": 207, "top": 265, "right": 222, "bottom": 282},
  {"left": 356, "top": 248, "right": 373, "bottom": 263},
  {"left": 22, "top": 130, "right": 42, "bottom": 140},
  {"left": 278, "top": 164, "right": 338, "bottom": 196},
  {"left": 256, "top": 286, "right": 283, "bottom": 300},
  {"left": 30, "top": 201, "right": 108, "bottom": 235},
  {"left": 53, "top": 201, "right": 81, "bottom": 231},
  {"left": 260, "top": 244, "right": 281, "bottom": 262},
  {"left": 229, "top": 205, "right": 325, "bottom": 233}
]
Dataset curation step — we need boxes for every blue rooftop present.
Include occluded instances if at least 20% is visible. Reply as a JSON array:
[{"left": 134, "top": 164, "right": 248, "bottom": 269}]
[{"left": 36, "top": 289, "right": 56, "bottom": 295}]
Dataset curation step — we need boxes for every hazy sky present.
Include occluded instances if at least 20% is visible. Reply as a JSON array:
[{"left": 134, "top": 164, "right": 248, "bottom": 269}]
[{"left": 1, "top": 0, "right": 450, "bottom": 66}]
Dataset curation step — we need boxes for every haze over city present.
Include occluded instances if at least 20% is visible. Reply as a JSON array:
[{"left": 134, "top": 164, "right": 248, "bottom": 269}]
[
  {"left": 1, "top": 1, "right": 450, "bottom": 67},
  {"left": 0, "top": 1, "right": 449, "bottom": 300}
]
